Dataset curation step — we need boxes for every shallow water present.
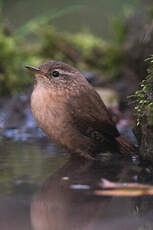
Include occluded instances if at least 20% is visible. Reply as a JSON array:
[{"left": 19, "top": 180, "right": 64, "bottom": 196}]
[
  {"left": 0, "top": 138, "right": 153, "bottom": 230},
  {"left": 0, "top": 139, "right": 66, "bottom": 230}
]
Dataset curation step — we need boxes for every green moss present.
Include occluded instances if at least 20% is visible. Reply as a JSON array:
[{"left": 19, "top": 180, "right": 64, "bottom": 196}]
[
  {"left": 0, "top": 23, "right": 41, "bottom": 95},
  {"left": 67, "top": 32, "right": 106, "bottom": 55},
  {"left": 134, "top": 56, "right": 153, "bottom": 126},
  {"left": 38, "top": 25, "right": 123, "bottom": 79}
]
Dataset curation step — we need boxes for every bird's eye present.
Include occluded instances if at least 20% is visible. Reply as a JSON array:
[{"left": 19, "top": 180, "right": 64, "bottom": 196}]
[{"left": 52, "top": 71, "right": 59, "bottom": 77}]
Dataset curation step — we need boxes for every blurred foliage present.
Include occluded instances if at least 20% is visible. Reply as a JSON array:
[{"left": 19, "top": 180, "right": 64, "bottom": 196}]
[
  {"left": 0, "top": 23, "right": 41, "bottom": 95},
  {"left": 0, "top": 22, "right": 124, "bottom": 95},
  {"left": 0, "top": 3, "right": 83, "bottom": 96},
  {"left": 38, "top": 25, "right": 123, "bottom": 79},
  {"left": 112, "top": 17, "right": 127, "bottom": 44},
  {"left": 1, "top": 3, "right": 153, "bottom": 96},
  {"left": 13, "top": 4, "right": 83, "bottom": 38},
  {"left": 146, "top": 5, "right": 153, "bottom": 20}
]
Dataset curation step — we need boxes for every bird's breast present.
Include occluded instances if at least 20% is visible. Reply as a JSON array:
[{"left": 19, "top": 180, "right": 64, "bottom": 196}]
[{"left": 31, "top": 86, "right": 70, "bottom": 140}]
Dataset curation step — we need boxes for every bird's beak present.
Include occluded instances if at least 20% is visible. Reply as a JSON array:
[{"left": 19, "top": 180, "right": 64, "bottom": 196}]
[{"left": 25, "top": 65, "right": 41, "bottom": 74}]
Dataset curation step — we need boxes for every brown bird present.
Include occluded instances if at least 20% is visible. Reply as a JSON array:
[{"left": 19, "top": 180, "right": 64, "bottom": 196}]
[{"left": 25, "top": 61, "right": 136, "bottom": 160}]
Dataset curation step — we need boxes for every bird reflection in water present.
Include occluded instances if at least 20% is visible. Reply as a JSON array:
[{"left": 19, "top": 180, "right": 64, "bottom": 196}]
[{"left": 30, "top": 155, "right": 151, "bottom": 230}]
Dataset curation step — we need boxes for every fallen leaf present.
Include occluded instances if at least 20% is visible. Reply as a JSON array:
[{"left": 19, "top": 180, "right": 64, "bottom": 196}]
[{"left": 94, "top": 179, "right": 153, "bottom": 197}]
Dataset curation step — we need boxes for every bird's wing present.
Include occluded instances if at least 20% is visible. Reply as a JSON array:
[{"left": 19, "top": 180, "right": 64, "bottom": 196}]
[{"left": 66, "top": 87, "right": 120, "bottom": 139}]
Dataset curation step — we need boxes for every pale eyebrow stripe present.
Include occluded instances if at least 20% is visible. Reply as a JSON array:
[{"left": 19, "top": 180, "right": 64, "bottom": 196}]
[{"left": 52, "top": 69, "right": 74, "bottom": 76}]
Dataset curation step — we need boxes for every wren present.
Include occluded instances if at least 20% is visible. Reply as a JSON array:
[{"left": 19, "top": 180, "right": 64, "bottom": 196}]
[{"left": 25, "top": 61, "right": 135, "bottom": 159}]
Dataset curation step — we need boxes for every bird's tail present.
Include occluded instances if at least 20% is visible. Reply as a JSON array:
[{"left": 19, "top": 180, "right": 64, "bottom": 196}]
[{"left": 116, "top": 135, "right": 138, "bottom": 156}]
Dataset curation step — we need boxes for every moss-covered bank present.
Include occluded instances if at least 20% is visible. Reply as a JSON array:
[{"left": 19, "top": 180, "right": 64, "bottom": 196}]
[{"left": 134, "top": 57, "right": 153, "bottom": 162}]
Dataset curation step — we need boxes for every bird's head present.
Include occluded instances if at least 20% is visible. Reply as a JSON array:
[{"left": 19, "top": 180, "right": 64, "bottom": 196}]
[{"left": 25, "top": 61, "right": 87, "bottom": 91}]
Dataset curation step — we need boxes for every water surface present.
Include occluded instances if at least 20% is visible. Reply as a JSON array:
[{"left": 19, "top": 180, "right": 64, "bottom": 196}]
[{"left": 0, "top": 139, "right": 153, "bottom": 230}]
